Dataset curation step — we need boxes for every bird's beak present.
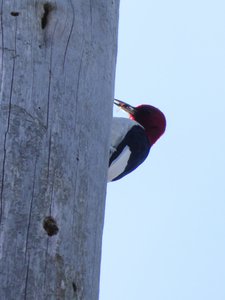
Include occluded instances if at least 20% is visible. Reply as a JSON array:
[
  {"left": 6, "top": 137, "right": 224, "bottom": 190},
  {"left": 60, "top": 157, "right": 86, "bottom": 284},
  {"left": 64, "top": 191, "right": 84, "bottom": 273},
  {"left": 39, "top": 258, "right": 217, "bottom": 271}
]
[{"left": 114, "top": 99, "right": 136, "bottom": 116}]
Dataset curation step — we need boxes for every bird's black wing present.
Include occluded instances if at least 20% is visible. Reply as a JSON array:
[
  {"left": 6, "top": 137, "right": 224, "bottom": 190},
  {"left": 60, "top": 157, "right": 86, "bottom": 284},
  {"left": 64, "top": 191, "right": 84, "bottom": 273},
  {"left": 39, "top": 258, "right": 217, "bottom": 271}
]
[{"left": 109, "top": 125, "right": 151, "bottom": 181}]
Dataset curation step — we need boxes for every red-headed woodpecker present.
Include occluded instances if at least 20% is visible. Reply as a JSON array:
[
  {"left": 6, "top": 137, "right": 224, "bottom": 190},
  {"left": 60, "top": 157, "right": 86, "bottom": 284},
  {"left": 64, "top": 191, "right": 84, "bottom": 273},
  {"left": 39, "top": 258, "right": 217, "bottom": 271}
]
[{"left": 108, "top": 99, "right": 166, "bottom": 182}]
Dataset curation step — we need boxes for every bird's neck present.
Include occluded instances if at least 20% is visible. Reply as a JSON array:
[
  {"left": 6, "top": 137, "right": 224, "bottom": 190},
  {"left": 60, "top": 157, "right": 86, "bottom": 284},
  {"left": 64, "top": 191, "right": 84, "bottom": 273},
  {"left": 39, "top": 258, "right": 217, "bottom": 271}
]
[{"left": 145, "top": 130, "right": 159, "bottom": 145}]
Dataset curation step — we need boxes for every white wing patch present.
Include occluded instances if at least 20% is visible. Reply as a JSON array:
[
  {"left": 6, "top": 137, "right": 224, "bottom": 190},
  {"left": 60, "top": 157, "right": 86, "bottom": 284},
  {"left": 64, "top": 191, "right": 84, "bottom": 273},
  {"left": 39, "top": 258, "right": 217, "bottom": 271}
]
[
  {"left": 110, "top": 118, "right": 141, "bottom": 150},
  {"left": 108, "top": 146, "right": 131, "bottom": 182}
]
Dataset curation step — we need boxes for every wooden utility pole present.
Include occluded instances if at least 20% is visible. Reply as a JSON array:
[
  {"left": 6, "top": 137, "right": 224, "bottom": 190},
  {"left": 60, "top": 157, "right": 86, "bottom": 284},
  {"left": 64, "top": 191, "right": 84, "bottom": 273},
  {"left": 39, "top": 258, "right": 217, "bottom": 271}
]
[{"left": 0, "top": 1, "right": 119, "bottom": 299}]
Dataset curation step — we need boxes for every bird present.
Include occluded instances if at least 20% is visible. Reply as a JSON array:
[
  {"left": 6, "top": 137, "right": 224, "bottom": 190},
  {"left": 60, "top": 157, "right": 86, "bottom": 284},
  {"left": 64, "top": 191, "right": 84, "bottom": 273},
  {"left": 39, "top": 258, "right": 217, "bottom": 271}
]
[{"left": 108, "top": 99, "right": 166, "bottom": 182}]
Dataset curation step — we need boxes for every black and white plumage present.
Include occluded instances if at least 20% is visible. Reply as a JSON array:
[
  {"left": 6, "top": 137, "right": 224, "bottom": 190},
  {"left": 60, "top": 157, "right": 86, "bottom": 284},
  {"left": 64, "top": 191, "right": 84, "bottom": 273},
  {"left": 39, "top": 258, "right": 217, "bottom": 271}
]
[
  {"left": 108, "top": 99, "right": 166, "bottom": 182},
  {"left": 108, "top": 118, "right": 150, "bottom": 181}
]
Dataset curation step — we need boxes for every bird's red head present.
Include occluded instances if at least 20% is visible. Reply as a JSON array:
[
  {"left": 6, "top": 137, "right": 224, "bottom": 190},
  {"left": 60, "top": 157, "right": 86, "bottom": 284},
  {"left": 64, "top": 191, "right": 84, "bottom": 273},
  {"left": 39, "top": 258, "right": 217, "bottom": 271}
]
[{"left": 114, "top": 99, "right": 166, "bottom": 145}]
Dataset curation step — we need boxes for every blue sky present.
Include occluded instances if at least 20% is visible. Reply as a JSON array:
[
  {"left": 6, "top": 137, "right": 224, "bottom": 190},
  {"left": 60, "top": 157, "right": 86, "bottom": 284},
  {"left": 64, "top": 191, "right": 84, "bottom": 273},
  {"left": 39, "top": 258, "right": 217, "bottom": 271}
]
[{"left": 100, "top": 1, "right": 225, "bottom": 299}]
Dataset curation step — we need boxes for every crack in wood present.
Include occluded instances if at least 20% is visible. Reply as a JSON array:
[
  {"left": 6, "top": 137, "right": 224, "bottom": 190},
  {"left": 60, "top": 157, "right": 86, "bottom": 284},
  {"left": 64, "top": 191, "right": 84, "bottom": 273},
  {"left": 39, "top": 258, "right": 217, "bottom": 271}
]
[
  {"left": 46, "top": 21, "right": 58, "bottom": 128},
  {"left": 62, "top": 0, "right": 75, "bottom": 69},
  {"left": 0, "top": 21, "right": 17, "bottom": 223}
]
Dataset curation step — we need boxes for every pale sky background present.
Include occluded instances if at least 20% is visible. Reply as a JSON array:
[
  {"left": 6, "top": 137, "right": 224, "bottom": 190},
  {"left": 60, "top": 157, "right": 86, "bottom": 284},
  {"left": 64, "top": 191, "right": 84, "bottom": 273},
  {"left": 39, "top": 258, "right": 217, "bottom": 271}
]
[{"left": 100, "top": 1, "right": 225, "bottom": 300}]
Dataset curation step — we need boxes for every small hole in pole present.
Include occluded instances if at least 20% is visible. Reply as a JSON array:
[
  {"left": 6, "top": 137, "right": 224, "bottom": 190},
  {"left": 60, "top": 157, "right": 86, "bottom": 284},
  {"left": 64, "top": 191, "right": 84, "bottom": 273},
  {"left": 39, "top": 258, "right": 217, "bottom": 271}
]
[
  {"left": 41, "top": 3, "right": 53, "bottom": 29},
  {"left": 43, "top": 216, "right": 59, "bottom": 236},
  {"left": 11, "top": 12, "right": 19, "bottom": 17}
]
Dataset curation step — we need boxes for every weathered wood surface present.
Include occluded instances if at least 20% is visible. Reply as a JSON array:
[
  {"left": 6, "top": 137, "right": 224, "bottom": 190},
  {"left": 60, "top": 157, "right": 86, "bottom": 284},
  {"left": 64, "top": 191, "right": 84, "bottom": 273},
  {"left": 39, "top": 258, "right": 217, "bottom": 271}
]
[{"left": 0, "top": 1, "right": 119, "bottom": 299}]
